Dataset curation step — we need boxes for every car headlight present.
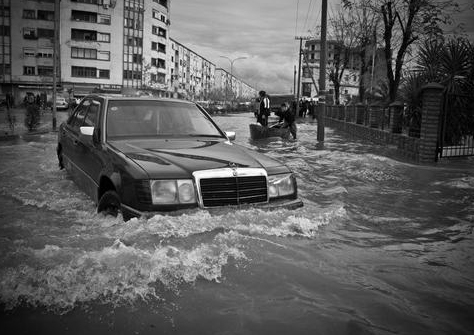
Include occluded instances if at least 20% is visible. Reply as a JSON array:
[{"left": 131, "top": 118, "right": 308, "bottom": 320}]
[
  {"left": 268, "top": 173, "right": 296, "bottom": 199},
  {"left": 150, "top": 179, "right": 196, "bottom": 205}
]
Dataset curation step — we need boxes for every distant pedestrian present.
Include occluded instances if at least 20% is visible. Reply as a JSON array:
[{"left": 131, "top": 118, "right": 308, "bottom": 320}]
[
  {"left": 257, "top": 90, "right": 270, "bottom": 127},
  {"left": 277, "top": 102, "right": 297, "bottom": 140}
]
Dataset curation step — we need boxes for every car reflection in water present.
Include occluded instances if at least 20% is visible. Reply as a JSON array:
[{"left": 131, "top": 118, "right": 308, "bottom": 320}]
[{"left": 57, "top": 94, "right": 302, "bottom": 220}]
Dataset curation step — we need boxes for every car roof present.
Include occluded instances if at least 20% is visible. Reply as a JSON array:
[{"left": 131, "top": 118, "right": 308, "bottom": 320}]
[{"left": 84, "top": 94, "right": 195, "bottom": 105}]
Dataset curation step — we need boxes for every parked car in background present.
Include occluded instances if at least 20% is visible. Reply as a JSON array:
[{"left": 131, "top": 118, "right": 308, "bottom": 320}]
[
  {"left": 57, "top": 94, "right": 302, "bottom": 221},
  {"left": 55, "top": 97, "right": 69, "bottom": 110}
]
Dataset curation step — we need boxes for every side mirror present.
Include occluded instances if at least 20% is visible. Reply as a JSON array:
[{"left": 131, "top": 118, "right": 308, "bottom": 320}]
[
  {"left": 225, "top": 131, "right": 236, "bottom": 141},
  {"left": 79, "top": 126, "right": 95, "bottom": 144},
  {"left": 80, "top": 126, "right": 94, "bottom": 136}
]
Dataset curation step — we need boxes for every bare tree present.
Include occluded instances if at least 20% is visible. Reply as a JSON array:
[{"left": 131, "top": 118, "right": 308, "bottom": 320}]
[
  {"left": 328, "top": 7, "right": 358, "bottom": 104},
  {"left": 341, "top": 0, "right": 380, "bottom": 103},
  {"left": 344, "top": 0, "right": 459, "bottom": 103}
]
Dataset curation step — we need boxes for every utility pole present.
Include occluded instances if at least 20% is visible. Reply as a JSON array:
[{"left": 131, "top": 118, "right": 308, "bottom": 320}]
[
  {"left": 294, "top": 36, "right": 311, "bottom": 111},
  {"left": 296, "top": 37, "right": 303, "bottom": 105},
  {"left": 293, "top": 65, "right": 296, "bottom": 96},
  {"left": 52, "top": 0, "right": 60, "bottom": 130},
  {"left": 317, "top": 0, "right": 328, "bottom": 142}
]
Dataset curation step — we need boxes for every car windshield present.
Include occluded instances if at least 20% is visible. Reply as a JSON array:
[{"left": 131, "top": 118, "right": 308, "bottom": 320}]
[{"left": 106, "top": 100, "right": 223, "bottom": 139}]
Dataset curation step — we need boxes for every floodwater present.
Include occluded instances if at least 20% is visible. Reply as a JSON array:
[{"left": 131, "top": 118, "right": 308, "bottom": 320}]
[{"left": 0, "top": 113, "right": 473, "bottom": 335}]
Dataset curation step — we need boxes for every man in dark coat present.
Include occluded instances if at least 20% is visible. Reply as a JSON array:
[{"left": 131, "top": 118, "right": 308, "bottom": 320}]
[
  {"left": 276, "top": 102, "right": 297, "bottom": 140},
  {"left": 257, "top": 90, "right": 270, "bottom": 126}
]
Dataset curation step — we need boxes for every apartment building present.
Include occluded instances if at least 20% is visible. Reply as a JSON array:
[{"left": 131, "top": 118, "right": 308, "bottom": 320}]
[
  {"left": 0, "top": 0, "right": 256, "bottom": 104},
  {"left": 169, "top": 38, "right": 215, "bottom": 100},
  {"left": 214, "top": 68, "right": 257, "bottom": 102},
  {"left": 1, "top": 0, "right": 57, "bottom": 102},
  {"left": 0, "top": 0, "right": 171, "bottom": 103},
  {"left": 301, "top": 39, "right": 360, "bottom": 103}
]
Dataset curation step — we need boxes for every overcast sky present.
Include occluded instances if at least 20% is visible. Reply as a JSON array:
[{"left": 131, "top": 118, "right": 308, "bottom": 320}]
[{"left": 169, "top": 0, "right": 474, "bottom": 95}]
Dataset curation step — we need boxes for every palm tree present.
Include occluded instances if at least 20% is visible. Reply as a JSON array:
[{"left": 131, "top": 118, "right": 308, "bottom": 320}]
[{"left": 412, "top": 37, "right": 474, "bottom": 144}]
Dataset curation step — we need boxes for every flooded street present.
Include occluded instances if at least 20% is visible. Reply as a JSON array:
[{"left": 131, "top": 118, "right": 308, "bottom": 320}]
[{"left": 1, "top": 113, "right": 473, "bottom": 335}]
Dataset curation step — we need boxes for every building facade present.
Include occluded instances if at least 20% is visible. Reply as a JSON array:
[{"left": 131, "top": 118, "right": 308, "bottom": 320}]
[
  {"left": 214, "top": 68, "right": 257, "bottom": 103},
  {"left": 0, "top": 0, "right": 255, "bottom": 104},
  {"left": 169, "top": 38, "right": 216, "bottom": 101},
  {"left": 301, "top": 39, "right": 360, "bottom": 103}
]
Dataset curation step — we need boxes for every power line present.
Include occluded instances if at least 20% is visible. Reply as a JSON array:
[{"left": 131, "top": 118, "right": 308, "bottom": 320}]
[
  {"left": 303, "top": 0, "right": 314, "bottom": 34},
  {"left": 294, "top": 0, "right": 300, "bottom": 38}
]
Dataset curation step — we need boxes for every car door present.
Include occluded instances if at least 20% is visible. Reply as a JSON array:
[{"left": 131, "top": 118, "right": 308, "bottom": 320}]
[
  {"left": 74, "top": 97, "right": 105, "bottom": 202},
  {"left": 61, "top": 99, "right": 90, "bottom": 183}
]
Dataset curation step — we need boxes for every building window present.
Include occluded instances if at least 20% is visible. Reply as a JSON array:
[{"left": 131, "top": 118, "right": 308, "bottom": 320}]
[
  {"left": 153, "top": 42, "right": 166, "bottom": 53},
  {"left": 125, "top": 36, "right": 142, "bottom": 47},
  {"left": 37, "top": 10, "right": 54, "bottom": 21},
  {"left": 0, "top": 25, "right": 10, "bottom": 37},
  {"left": 71, "top": 47, "right": 97, "bottom": 59},
  {"left": 157, "top": 58, "right": 165, "bottom": 69},
  {"left": 152, "top": 25, "right": 166, "bottom": 38},
  {"left": 152, "top": 10, "right": 166, "bottom": 23},
  {"left": 72, "top": 66, "right": 97, "bottom": 78},
  {"left": 97, "top": 32, "right": 110, "bottom": 42},
  {"left": 38, "top": 66, "right": 53, "bottom": 76},
  {"left": 97, "top": 51, "right": 110, "bottom": 61},
  {"left": 37, "top": 49, "right": 53, "bottom": 58},
  {"left": 23, "top": 48, "right": 36, "bottom": 57},
  {"left": 98, "top": 14, "right": 111, "bottom": 25},
  {"left": 38, "top": 28, "right": 54, "bottom": 39},
  {"left": 72, "top": 29, "right": 96, "bottom": 41},
  {"left": 71, "top": 10, "right": 97, "bottom": 23},
  {"left": 23, "top": 10, "right": 36, "bottom": 19},
  {"left": 99, "top": 69, "right": 110, "bottom": 78},
  {"left": 23, "top": 28, "right": 37, "bottom": 40},
  {"left": 0, "top": 64, "right": 11, "bottom": 75},
  {"left": 23, "top": 66, "right": 35, "bottom": 75},
  {"left": 153, "top": 0, "right": 168, "bottom": 8},
  {"left": 123, "top": 70, "right": 142, "bottom": 80},
  {"left": 132, "top": 54, "right": 142, "bottom": 64},
  {"left": 0, "top": 6, "right": 10, "bottom": 17}
]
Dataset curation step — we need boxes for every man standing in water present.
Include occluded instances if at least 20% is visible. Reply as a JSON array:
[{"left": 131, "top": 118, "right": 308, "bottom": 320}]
[
  {"left": 257, "top": 90, "right": 270, "bottom": 126},
  {"left": 276, "top": 102, "right": 297, "bottom": 140}
]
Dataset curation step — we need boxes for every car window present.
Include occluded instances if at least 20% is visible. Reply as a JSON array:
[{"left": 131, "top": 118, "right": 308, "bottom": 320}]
[
  {"left": 69, "top": 99, "right": 91, "bottom": 130},
  {"left": 83, "top": 99, "right": 100, "bottom": 127},
  {"left": 106, "top": 100, "right": 223, "bottom": 139}
]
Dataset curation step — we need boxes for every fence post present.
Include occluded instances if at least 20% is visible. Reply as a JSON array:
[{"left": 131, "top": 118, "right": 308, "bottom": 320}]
[
  {"left": 389, "top": 101, "right": 404, "bottom": 133},
  {"left": 355, "top": 103, "right": 364, "bottom": 124},
  {"left": 419, "top": 83, "right": 444, "bottom": 163},
  {"left": 369, "top": 104, "right": 382, "bottom": 128}
]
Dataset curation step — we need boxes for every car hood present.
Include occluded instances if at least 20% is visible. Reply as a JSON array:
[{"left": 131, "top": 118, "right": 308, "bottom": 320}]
[{"left": 109, "top": 138, "right": 286, "bottom": 178}]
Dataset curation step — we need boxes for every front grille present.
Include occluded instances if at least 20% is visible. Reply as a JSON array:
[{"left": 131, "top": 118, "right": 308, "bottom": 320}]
[{"left": 200, "top": 176, "right": 267, "bottom": 207}]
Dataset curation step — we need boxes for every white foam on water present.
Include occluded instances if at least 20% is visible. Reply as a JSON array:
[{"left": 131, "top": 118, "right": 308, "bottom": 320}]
[
  {"left": 431, "top": 176, "right": 474, "bottom": 190},
  {"left": 0, "top": 232, "right": 246, "bottom": 313}
]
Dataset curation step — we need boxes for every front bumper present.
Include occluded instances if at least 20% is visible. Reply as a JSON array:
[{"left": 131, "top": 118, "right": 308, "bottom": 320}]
[{"left": 122, "top": 198, "right": 303, "bottom": 220}]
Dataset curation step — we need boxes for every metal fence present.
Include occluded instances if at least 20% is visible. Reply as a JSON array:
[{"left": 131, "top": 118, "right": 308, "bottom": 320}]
[{"left": 437, "top": 93, "right": 474, "bottom": 159}]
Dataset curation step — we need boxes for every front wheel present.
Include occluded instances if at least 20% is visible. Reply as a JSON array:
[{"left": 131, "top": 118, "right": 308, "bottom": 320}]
[{"left": 98, "top": 190, "right": 122, "bottom": 218}]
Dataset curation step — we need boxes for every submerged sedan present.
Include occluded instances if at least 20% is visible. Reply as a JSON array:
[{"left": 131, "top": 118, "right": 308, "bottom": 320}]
[{"left": 57, "top": 95, "right": 302, "bottom": 220}]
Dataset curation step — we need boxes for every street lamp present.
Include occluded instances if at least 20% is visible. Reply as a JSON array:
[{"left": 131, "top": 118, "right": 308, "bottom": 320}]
[{"left": 219, "top": 56, "right": 247, "bottom": 108}]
